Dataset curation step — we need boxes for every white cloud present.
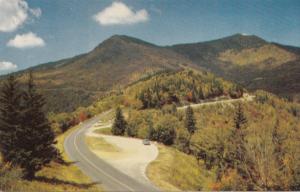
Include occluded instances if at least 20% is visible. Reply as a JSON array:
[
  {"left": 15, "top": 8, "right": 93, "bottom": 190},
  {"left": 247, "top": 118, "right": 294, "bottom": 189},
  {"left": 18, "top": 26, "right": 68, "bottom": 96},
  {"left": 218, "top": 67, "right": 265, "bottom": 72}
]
[
  {"left": 0, "top": 0, "right": 41, "bottom": 32},
  {"left": 0, "top": 61, "right": 18, "bottom": 71},
  {"left": 93, "top": 2, "right": 149, "bottom": 26},
  {"left": 30, "top": 8, "right": 42, "bottom": 17},
  {"left": 7, "top": 32, "right": 45, "bottom": 48}
]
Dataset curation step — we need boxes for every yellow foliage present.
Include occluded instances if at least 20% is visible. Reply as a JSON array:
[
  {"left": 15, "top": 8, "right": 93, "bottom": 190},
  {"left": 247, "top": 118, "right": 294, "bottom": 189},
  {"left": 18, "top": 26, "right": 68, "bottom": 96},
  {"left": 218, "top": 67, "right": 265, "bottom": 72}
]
[{"left": 219, "top": 44, "right": 297, "bottom": 68}]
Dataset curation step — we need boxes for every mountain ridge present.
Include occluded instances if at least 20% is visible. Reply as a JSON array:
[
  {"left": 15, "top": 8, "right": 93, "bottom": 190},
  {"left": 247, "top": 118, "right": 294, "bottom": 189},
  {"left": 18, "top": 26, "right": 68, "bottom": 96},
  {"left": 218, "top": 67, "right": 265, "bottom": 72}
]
[
  {"left": 1, "top": 34, "right": 299, "bottom": 113},
  {"left": 1, "top": 34, "right": 199, "bottom": 112},
  {"left": 170, "top": 34, "right": 300, "bottom": 101}
]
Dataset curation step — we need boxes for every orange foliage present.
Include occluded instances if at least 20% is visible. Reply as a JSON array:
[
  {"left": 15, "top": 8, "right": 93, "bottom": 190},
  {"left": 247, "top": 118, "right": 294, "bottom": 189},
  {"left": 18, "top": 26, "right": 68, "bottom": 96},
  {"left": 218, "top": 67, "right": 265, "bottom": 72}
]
[
  {"left": 186, "top": 91, "right": 193, "bottom": 102},
  {"left": 209, "top": 182, "right": 222, "bottom": 191},
  {"left": 78, "top": 112, "right": 87, "bottom": 122}
]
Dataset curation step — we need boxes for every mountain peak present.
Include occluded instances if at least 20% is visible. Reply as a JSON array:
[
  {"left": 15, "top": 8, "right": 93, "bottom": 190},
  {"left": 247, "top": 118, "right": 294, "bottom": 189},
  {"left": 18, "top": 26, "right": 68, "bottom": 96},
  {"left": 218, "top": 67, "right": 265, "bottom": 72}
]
[
  {"left": 106, "top": 34, "right": 129, "bottom": 41},
  {"left": 195, "top": 33, "right": 269, "bottom": 51},
  {"left": 99, "top": 35, "right": 157, "bottom": 48},
  {"left": 224, "top": 33, "right": 267, "bottom": 43}
]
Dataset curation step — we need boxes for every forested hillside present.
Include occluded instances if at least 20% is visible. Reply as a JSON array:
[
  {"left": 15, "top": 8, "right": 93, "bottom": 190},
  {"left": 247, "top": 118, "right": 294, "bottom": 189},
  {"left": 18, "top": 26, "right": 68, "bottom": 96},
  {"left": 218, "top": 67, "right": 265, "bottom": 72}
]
[
  {"left": 2, "top": 66, "right": 298, "bottom": 191},
  {"left": 67, "top": 68, "right": 300, "bottom": 190},
  {"left": 49, "top": 69, "right": 244, "bottom": 135},
  {"left": 125, "top": 70, "right": 243, "bottom": 109}
]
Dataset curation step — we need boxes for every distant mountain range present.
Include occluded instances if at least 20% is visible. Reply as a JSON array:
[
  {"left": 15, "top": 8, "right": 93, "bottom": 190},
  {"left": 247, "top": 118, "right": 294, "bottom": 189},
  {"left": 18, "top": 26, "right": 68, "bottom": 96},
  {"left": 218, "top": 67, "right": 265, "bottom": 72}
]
[
  {"left": 2, "top": 34, "right": 299, "bottom": 112},
  {"left": 170, "top": 34, "right": 300, "bottom": 101}
]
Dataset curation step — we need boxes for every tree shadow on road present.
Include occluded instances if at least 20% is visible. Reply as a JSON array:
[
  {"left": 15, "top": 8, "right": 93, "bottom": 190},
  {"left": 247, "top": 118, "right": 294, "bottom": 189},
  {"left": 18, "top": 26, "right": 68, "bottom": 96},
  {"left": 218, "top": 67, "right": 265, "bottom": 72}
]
[
  {"left": 34, "top": 176, "right": 100, "bottom": 189},
  {"left": 54, "top": 154, "right": 79, "bottom": 166}
]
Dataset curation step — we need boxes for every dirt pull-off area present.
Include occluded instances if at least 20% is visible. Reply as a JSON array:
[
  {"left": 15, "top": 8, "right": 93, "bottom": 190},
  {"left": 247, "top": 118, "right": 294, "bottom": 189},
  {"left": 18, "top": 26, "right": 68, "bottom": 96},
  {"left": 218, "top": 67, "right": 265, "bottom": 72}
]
[{"left": 86, "top": 121, "right": 159, "bottom": 186}]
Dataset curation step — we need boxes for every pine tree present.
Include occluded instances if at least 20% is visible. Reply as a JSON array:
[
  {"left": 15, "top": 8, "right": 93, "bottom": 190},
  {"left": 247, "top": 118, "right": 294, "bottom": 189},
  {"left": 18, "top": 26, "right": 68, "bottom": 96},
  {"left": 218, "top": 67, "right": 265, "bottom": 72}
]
[
  {"left": 112, "top": 107, "right": 127, "bottom": 136},
  {"left": 0, "top": 75, "right": 22, "bottom": 164},
  {"left": 19, "top": 72, "right": 57, "bottom": 179},
  {"left": 138, "top": 92, "right": 146, "bottom": 108},
  {"left": 197, "top": 87, "right": 204, "bottom": 100},
  {"left": 185, "top": 105, "right": 196, "bottom": 135},
  {"left": 234, "top": 103, "right": 247, "bottom": 130},
  {"left": 224, "top": 103, "right": 252, "bottom": 183}
]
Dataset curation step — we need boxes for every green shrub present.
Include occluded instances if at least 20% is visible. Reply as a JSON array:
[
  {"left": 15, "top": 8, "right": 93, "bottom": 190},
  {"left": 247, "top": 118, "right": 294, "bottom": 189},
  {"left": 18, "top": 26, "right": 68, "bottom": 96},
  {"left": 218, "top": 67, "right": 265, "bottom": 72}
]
[
  {"left": 154, "top": 115, "right": 179, "bottom": 145},
  {"left": 0, "top": 164, "right": 23, "bottom": 191}
]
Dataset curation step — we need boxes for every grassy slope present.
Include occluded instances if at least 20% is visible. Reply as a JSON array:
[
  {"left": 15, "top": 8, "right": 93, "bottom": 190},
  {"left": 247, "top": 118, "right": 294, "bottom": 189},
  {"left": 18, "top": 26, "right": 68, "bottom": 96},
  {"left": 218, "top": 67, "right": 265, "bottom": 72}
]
[
  {"left": 3, "top": 125, "right": 102, "bottom": 192},
  {"left": 147, "top": 145, "right": 215, "bottom": 191}
]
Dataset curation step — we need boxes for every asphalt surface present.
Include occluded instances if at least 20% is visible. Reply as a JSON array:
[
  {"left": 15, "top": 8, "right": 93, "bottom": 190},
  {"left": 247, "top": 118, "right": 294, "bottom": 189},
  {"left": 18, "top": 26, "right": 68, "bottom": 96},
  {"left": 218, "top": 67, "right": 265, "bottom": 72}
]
[
  {"left": 64, "top": 111, "right": 159, "bottom": 192},
  {"left": 177, "top": 94, "right": 254, "bottom": 110}
]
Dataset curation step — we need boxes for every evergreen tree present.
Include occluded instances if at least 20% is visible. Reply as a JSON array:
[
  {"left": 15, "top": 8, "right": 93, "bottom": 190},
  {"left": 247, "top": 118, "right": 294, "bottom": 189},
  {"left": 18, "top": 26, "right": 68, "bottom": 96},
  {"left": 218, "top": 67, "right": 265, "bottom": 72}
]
[
  {"left": 185, "top": 105, "right": 196, "bottom": 135},
  {"left": 191, "top": 90, "right": 197, "bottom": 103},
  {"left": 19, "top": 72, "right": 57, "bottom": 179},
  {"left": 197, "top": 87, "right": 204, "bottom": 100},
  {"left": 0, "top": 75, "right": 22, "bottom": 164},
  {"left": 112, "top": 107, "right": 127, "bottom": 136},
  {"left": 138, "top": 92, "right": 146, "bottom": 108},
  {"left": 224, "top": 103, "right": 251, "bottom": 184},
  {"left": 234, "top": 103, "right": 247, "bottom": 130}
]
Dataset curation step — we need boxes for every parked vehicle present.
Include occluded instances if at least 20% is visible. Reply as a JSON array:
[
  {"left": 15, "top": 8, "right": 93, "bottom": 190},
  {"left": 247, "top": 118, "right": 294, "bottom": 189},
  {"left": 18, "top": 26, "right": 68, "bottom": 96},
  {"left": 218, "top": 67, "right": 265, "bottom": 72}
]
[{"left": 143, "top": 139, "right": 150, "bottom": 145}]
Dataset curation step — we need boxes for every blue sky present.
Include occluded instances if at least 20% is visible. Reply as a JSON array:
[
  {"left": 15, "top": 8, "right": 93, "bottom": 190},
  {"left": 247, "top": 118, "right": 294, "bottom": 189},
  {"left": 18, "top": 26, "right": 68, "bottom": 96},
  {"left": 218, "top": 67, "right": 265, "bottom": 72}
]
[{"left": 0, "top": 0, "right": 300, "bottom": 74}]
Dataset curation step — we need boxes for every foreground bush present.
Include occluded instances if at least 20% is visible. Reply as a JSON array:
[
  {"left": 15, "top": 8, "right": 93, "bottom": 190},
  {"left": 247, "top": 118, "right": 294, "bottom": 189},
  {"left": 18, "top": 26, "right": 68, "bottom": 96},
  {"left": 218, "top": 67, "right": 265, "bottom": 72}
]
[{"left": 0, "top": 164, "right": 23, "bottom": 191}]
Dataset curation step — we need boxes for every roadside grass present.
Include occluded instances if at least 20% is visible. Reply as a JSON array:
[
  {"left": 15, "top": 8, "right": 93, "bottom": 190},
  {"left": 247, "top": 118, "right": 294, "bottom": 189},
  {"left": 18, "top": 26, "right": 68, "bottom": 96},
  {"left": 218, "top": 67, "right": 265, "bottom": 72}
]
[
  {"left": 85, "top": 136, "right": 120, "bottom": 152},
  {"left": 0, "top": 124, "right": 102, "bottom": 192},
  {"left": 147, "top": 144, "right": 215, "bottom": 191},
  {"left": 95, "top": 127, "right": 112, "bottom": 135}
]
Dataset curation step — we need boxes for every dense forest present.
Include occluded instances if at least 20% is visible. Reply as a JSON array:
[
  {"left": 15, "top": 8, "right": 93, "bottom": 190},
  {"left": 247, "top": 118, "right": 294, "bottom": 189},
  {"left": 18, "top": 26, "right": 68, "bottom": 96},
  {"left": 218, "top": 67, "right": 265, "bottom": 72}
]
[
  {"left": 48, "top": 69, "right": 244, "bottom": 135},
  {"left": 126, "top": 70, "right": 244, "bottom": 109}
]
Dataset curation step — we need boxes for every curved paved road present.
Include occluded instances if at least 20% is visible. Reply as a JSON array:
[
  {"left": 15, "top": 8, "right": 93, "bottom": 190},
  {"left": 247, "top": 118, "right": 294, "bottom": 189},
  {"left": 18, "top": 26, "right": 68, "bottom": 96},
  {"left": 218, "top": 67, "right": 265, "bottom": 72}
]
[
  {"left": 64, "top": 111, "right": 159, "bottom": 192},
  {"left": 177, "top": 94, "right": 254, "bottom": 110}
]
